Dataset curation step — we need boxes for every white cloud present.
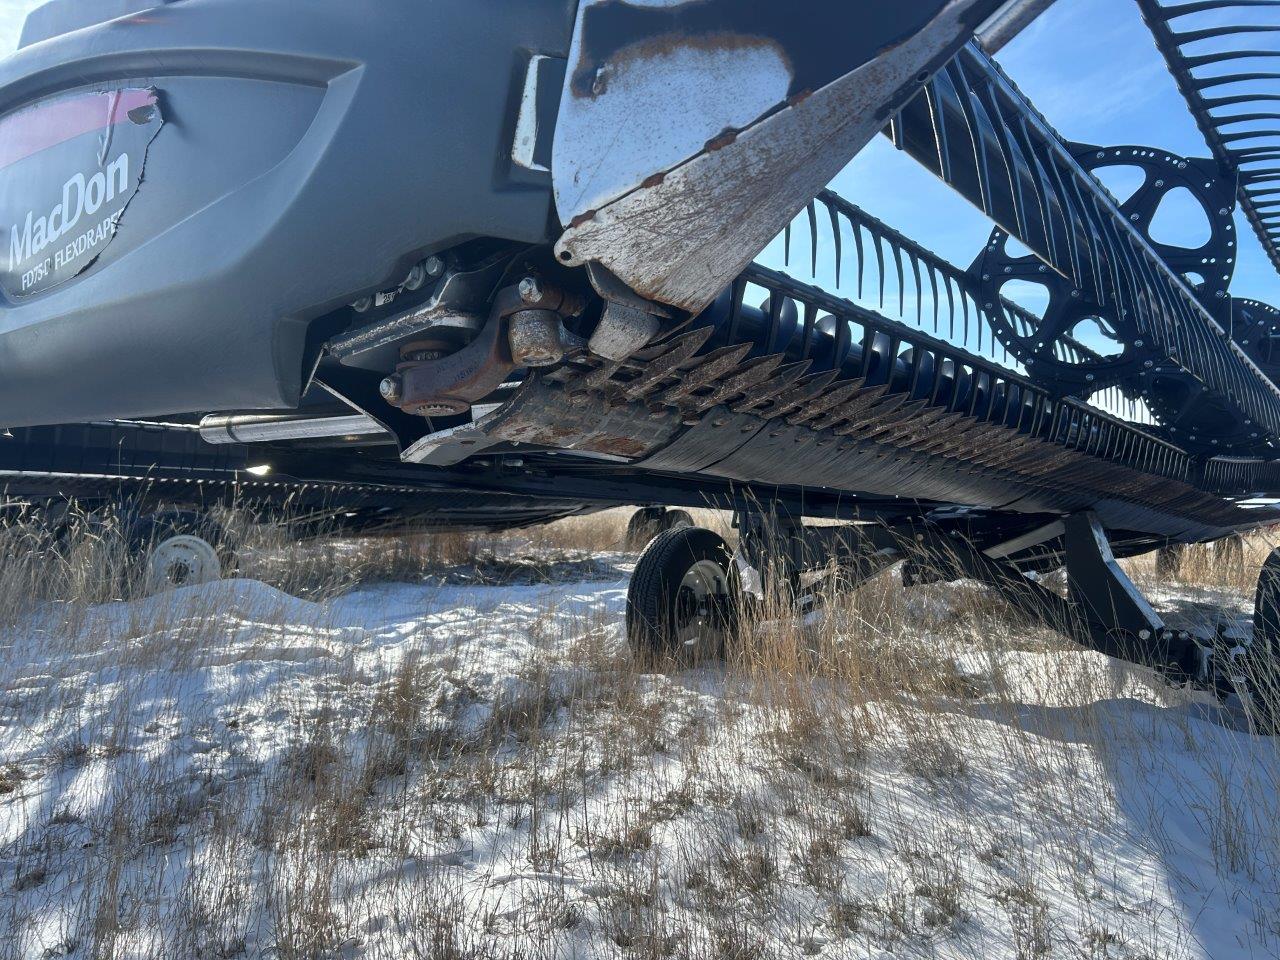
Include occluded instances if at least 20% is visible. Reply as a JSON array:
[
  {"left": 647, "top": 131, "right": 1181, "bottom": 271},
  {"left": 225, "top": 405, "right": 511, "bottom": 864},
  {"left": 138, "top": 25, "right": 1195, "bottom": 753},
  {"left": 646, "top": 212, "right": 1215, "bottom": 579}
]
[{"left": 0, "top": 0, "right": 45, "bottom": 54}]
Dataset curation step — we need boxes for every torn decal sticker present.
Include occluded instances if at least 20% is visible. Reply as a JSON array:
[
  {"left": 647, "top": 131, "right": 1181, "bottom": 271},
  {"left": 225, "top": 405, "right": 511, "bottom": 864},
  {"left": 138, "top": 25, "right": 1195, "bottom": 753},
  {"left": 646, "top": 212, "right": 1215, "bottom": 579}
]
[{"left": 0, "top": 87, "right": 163, "bottom": 299}]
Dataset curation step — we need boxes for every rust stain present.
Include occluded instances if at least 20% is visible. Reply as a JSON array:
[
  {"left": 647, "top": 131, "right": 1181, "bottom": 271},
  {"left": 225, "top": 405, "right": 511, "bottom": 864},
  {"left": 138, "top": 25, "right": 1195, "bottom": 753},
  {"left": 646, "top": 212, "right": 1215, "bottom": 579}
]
[
  {"left": 568, "top": 208, "right": 600, "bottom": 230},
  {"left": 571, "top": 28, "right": 789, "bottom": 100},
  {"left": 704, "top": 127, "right": 739, "bottom": 152}
]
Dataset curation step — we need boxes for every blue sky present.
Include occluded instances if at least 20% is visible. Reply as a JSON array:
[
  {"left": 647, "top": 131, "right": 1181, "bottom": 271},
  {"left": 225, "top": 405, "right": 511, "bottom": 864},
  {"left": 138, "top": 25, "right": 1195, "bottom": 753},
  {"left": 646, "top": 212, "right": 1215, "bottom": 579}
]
[{"left": 0, "top": 0, "right": 1275, "bottom": 310}]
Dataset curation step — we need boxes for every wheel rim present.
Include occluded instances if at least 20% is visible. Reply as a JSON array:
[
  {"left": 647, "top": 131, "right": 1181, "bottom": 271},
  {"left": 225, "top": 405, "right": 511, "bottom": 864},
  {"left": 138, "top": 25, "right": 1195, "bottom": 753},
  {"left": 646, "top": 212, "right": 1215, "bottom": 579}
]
[
  {"left": 673, "top": 559, "right": 731, "bottom": 649},
  {"left": 144, "top": 535, "right": 221, "bottom": 594}
]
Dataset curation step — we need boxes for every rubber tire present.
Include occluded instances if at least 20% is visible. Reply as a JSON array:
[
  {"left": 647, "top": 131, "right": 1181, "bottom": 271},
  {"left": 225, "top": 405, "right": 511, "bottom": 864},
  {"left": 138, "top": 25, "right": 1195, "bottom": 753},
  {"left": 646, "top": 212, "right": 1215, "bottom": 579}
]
[
  {"left": 625, "top": 508, "right": 666, "bottom": 551},
  {"left": 1248, "top": 547, "right": 1280, "bottom": 734},
  {"left": 127, "top": 510, "right": 234, "bottom": 594},
  {"left": 1155, "top": 544, "right": 1185, "bottom": 580},
  {"left": 626, "top": 526, "right": 736, "bottom": 659},
  {"left": 661, "top": 509, "right": 694, "bottom": 533}
]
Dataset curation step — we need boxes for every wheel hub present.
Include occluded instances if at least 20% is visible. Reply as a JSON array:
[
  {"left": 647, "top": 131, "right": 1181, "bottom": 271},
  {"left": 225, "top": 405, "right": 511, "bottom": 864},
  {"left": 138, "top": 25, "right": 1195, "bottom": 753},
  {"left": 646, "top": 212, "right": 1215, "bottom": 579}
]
[{"left": 145, "top": 534, "right": 221, "bottom": 594}]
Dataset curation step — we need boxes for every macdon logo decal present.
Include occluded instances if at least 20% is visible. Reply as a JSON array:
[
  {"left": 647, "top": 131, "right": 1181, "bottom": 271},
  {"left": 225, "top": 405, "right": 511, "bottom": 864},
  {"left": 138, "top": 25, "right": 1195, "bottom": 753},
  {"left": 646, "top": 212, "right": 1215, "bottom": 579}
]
[
  {"left": 9, "top": 157, "right": 131, "bottom": 292},
  {"left": 0, "top": 87, "right": 163, "bottom": 300}
]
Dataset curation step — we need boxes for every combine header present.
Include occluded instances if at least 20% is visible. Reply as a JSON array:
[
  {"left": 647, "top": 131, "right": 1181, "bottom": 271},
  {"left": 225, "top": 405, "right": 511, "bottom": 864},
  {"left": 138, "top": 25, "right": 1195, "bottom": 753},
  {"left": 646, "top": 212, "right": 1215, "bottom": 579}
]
[{"left": 0, "top": 0, "right": 1278, "bottom": 730}]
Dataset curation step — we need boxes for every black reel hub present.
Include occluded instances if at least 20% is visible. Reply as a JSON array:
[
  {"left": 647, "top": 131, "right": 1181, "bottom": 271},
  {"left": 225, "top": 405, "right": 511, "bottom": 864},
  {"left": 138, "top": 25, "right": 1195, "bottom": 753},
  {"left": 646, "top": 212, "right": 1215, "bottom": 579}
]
[
  {"left": 974, "top": 228, "right": 1157, "bottom": 392},
  {"left": 972, "top": 142, "right": 1264, "bottom": 452},
  {"left": 1232, "top": 298, "right": 1280, "bottom": 382},
  {"left": 1075, "top": 144, "right": 1238, "bottom": 307}
]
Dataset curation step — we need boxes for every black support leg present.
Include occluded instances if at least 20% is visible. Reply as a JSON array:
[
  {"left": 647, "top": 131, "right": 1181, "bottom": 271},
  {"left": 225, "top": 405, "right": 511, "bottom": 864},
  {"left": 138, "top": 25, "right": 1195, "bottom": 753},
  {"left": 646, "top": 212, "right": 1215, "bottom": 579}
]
[{"left": 1063, "top": 512, "right": 1205, "bottom": 681}]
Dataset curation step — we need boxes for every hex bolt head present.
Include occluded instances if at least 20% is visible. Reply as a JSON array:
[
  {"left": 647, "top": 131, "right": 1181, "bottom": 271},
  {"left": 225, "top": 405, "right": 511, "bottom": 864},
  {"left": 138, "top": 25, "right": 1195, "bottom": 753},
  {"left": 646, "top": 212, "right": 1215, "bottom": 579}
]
[
  {"left": 518, "top": 276, "right": 544, "bottom": 304},
  {"left": 378, "top": 376, "right": 402, "bottom": 402},
  {"left": 423, "top": 255, "right": 446, "bottom": 278},
  {"left": 403, "top": 263, "right": 427, "bottom": 291}
]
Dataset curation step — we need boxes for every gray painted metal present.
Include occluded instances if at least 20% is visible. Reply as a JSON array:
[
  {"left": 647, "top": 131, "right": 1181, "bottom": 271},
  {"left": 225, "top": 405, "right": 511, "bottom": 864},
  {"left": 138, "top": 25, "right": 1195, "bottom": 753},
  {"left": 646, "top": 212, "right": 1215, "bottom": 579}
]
[{"left": 0, "top": 0, "right": 576, "bottom": 427}]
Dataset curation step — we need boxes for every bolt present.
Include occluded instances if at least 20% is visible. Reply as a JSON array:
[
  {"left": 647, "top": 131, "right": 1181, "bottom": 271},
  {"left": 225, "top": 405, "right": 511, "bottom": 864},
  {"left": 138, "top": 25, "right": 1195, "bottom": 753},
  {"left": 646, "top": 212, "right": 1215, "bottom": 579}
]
[
  {"left": 423, "top": 255, "right": 445, "bottom": 278},
  {"left": 1154, "top": 179, "right": 1164, "bottom": 188},
  {"left": 1130, "top": 213, "right": 1140, "bottom": 221},
  {"left": 352, "top": 297, "right": 373, "bottom": 313},
  {"left": 1144, "top": 360, "right": 1154, "bottom": 368},
  {"left": 378, "top": 376, "right": 402, "bottom": 402},
  {"left": 519, "top": 276, "right": 544, "bottom": 304},
  {"left": 1139, "top": 629, "right": 1151, "bottom": 640},
  {"left": 403, "top": 262, "right": 427, "bottom": 291}
]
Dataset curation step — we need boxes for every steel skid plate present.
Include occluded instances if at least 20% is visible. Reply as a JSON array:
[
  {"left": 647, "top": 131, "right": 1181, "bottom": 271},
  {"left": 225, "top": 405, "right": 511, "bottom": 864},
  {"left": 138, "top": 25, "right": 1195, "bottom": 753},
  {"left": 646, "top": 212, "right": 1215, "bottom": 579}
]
[{"left": 551, "top": 0, "right": 1009, "bottom": 313}]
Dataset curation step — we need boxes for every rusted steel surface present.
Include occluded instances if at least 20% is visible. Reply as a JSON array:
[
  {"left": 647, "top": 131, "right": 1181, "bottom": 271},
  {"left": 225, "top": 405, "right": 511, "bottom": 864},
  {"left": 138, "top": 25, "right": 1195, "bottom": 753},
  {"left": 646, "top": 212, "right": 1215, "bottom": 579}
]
[
  {"left": 552, "top": 0, "right": 1008, "bottom": 313},
  {"left": 396, "top": 315, "right": 516, "bottom": 417},
  {"left": 460, "top": 261, "right": 1280, "bottom": 538}
]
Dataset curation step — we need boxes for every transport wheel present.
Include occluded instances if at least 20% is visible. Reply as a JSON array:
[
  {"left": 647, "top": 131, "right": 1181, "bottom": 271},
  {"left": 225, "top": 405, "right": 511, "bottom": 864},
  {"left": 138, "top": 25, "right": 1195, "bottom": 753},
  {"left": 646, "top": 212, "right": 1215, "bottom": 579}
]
[
  {"left": 627, "top": 526, "right": 737, "bottom": 660},
  {"left": 625, "top": 507, "right": 695, "bottom": 550},
  {"left": 662, "top": 509, "right": 694, "bottom": 533},
  {"left": 1247, "top": 547, "right": 1280, "bottom": 734},
  {"left": 625, "top": 508, "right": 665, "bottom": 550},
  {"left": 128, "top": 510, "right": 231, "bottom": 595},
  {"left": 1155, "top": 544, "right": 1185, "bottom": 580}
]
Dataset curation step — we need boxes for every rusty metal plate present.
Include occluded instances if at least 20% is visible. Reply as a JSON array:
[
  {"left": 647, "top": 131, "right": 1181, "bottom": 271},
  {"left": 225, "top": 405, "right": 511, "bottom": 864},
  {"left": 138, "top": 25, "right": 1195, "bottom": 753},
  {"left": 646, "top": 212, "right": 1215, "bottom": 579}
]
[{"left": 553, "top": 0, "right": 1007, "bottom": 312}]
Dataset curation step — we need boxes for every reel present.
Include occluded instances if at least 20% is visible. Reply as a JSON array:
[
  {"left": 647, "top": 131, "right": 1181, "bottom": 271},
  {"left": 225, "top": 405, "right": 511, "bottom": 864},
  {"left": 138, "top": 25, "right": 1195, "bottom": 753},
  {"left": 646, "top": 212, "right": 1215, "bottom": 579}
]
[{"left": 971, "top": 144, "right": 1237, "bottom": 396}]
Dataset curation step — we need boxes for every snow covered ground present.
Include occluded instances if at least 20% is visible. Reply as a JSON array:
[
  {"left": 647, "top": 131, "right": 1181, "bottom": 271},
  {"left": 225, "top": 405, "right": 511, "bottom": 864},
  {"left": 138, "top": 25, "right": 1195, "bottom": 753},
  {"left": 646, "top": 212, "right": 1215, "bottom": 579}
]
[{"left": 0, "top": 556, "right": 1277, "bottom": 959}]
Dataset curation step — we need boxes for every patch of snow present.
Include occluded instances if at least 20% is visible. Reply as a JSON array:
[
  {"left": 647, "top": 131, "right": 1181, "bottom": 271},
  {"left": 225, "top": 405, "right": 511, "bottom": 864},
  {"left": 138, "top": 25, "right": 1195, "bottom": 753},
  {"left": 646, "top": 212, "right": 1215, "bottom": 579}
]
[{"left": 0, "top": 571, "right": 1275, "bottom": 959}]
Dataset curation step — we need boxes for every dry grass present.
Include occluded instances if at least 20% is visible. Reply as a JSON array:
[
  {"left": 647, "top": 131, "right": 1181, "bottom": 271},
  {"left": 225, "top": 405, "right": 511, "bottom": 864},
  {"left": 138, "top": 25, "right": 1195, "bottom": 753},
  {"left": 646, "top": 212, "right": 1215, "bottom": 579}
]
[{"left": 0, "top": 507, "right": 1276, "bottom": 959}]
